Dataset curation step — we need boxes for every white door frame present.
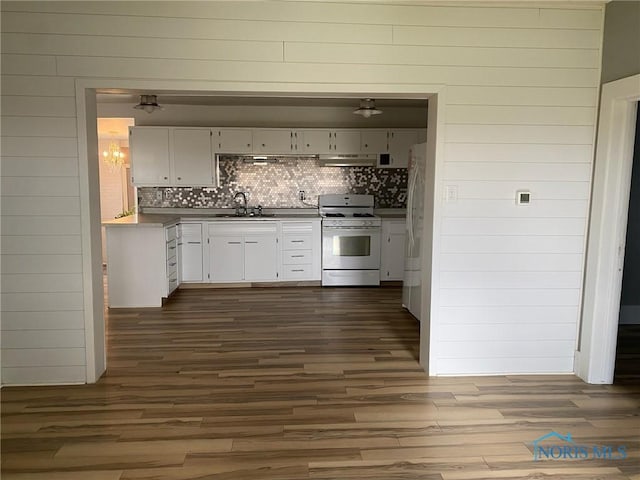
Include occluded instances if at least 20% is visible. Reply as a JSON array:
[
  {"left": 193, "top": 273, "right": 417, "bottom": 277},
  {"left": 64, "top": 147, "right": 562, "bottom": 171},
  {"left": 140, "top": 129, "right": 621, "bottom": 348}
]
[
  {"left": 75, "top": 78, "right": 445, "bottom": 383},
  {"left": 577, "top": 74, "right": 640, "bottom": 384}
]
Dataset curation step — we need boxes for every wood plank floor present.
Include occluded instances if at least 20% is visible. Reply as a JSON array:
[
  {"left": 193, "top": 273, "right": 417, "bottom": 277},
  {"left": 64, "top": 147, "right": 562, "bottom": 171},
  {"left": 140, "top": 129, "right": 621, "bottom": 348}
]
[{"left": 2, "top": 286, "right": 639, "bottom": 480}]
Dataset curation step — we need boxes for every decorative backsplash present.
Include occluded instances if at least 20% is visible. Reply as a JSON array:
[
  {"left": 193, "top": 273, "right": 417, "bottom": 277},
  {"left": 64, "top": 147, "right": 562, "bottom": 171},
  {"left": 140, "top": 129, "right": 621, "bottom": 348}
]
[{"left": 138, "top": 157, "right": 407, "bottom": 209}]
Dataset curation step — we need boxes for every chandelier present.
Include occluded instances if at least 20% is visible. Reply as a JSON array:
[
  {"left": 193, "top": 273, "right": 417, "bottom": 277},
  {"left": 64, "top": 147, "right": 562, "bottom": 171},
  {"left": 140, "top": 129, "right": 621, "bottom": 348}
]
[{"left": 102, "top": 133, "right": 125, "bottom": 170}]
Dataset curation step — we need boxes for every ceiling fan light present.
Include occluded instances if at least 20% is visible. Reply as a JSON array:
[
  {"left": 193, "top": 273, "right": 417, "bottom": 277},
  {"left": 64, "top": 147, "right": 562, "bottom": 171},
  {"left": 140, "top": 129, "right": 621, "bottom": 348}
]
[
  {"left": 134, "top": 94, "right": 164, "bottom": 114},
  {"left": 353, "top": 98, "right": 382, "bottom": 117}
]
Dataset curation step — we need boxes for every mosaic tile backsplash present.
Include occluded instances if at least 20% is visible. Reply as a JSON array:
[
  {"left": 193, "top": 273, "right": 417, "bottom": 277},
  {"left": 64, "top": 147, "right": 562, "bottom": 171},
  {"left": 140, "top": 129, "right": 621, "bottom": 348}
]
[{"left": 138, "top": 157, "right": 407, "bottom": 209}]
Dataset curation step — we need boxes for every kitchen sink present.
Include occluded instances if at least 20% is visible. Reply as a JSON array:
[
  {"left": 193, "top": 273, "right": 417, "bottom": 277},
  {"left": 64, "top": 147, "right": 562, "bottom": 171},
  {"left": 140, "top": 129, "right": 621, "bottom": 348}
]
[{"left": 211, "top": 213, "right": 277, "bottom": 218}]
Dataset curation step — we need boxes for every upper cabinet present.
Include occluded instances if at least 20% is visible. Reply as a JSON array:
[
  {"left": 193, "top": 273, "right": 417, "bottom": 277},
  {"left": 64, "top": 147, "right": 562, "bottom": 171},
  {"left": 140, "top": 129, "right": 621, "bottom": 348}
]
[
  {"left": 331, "top": 130, "right": 361, "bottom": 153},
  {"left": 361, "top": 129, "right": 388, "bottom": 154},
  {"left": 253, "top": 129, "right": 295, "bottom": 154},
  {"left": 379, "top": 129, "right": 427, "bottom": 169},
  {"left": 214, "top": 128, "right": 253, "bottom": 153},
  {"left": 130, "top": 127, "right": 171, "bottom": 185},
  {"left": 296, "top": 130, "right": 332, "bottom": 154},
  {"left": 130, "top": 127, "right": 216, "bottom": 187}
]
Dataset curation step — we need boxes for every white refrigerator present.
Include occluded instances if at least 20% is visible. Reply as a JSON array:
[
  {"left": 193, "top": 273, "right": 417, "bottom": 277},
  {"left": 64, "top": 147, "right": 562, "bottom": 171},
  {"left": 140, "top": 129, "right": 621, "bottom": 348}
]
[{"left": 402, "top": 142, "right": 431, "bottom": 321}]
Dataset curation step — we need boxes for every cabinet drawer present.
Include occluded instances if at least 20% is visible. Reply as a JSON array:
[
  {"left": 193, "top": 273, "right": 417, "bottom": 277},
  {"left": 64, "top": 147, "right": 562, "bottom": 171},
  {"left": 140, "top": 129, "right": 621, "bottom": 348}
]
[
  {"left": 283, "top": 250, "right": 312, "bottom": 265},
  {"left": 282, "top": 264, "right": 312, "bottom": 280},
  {"left": 167, "top": 273, "right": 178, "bottom": 293},
  {"left": 166, "top": 256, "right": 178, "bottom": 278},
  {"left": 166, "top": 239, "right": 177, "bottom": 258},
  {"left": 283, "top": 235, "right": 312, "bottom": 250},
  {"left": 165, "top": 225, "right": 177, "bottom": 242}
]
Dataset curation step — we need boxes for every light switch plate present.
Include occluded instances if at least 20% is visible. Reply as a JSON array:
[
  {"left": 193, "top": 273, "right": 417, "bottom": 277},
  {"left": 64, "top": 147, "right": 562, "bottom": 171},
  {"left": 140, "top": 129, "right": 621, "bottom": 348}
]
[{"left": 445, "top": 185, "right": 458, "bottom": 203}]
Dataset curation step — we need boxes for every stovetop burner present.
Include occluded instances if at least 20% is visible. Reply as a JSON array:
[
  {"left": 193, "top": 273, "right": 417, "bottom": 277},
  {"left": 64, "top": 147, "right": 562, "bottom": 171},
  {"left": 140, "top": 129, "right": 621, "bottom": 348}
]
[{"left": 324, "top": 213, "right": 345, "bottom": 218}]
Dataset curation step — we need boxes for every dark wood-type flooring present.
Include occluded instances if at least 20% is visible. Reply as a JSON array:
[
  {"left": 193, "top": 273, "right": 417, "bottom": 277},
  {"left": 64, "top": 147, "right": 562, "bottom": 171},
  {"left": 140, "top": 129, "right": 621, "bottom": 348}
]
[{"left": 2, "top": 286, "right": 639, "bottom": 479}]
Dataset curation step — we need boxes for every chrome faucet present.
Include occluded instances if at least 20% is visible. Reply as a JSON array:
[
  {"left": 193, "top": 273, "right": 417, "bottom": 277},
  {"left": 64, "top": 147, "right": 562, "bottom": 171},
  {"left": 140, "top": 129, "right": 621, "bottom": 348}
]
[{"left": 233, "top": 191, "right": 248, "bottom": 216}]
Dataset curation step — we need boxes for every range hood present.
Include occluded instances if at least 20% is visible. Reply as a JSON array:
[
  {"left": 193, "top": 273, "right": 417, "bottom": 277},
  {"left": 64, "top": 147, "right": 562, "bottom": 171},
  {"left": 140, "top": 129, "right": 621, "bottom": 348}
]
[{"left": 318, "top": 154, "right": 378, "bottom": 167}]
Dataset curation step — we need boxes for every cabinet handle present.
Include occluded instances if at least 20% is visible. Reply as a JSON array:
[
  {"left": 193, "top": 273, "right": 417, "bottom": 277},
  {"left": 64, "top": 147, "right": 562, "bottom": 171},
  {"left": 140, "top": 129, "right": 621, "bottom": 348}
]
[
  {"left": 247, "top": 143, "right": 251, "bottom": 147},
  {"left": 291, "top": 255, "right": 305, "bottom": 258},
  {"left": 262, "top": 143, "right": 266, "bottom": 147},
  {"left": 163, "top": 176, "right": 168, "bottom": 180},
  {"left": 306, "top": 143, "right": 310, "bottom": 147},
  {"left": 245, "top": 241, "right": 258, "bottom": 244},
  {"left": 364, "top": 143, "right": 368, "bottom": 148},
  {"left": 169, "top": 278, "right": 177, "bottom": 284},
  {"left": 291, "top": 240, "right": 304, "bottom": 243},
  {"left": 228, "top": 241, "right": 241, "bottom": 244},
  {"left": 169, "top": 262, "right": 177, "bottom": 267},
  {"left": 169, "top": 246, "right": 176, "bottom": 250},
  {"left": 292, "top": 269, "right": 304, "bottom": 272},
  {"left": 187, "top": 241, "right": 201, "bottom": 245},
  {"left": 177, "top": 176, "right": 181, "bottom": 180}
]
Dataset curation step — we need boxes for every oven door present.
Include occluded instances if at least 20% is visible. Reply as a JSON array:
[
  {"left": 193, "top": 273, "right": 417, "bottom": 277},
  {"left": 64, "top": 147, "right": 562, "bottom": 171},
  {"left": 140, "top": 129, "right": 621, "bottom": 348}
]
[{"left": 322, "top": 226, "right": 381, "bottom": 270}]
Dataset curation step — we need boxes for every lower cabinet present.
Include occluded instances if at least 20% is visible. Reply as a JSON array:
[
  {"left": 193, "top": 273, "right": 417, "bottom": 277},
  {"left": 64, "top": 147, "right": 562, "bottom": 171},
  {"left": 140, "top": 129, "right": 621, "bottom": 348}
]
[
  {"left": 281, "top": 220, "right": 321, "bottom": 281},
  {"left": 178, "top": 223, "right": 204, "bottom": 282},
  {"left": 380, "top": 218, "right": 406, "bottom": 281},
  {"left": 208, "top": 222, "right": 278, "bottom": 282}
]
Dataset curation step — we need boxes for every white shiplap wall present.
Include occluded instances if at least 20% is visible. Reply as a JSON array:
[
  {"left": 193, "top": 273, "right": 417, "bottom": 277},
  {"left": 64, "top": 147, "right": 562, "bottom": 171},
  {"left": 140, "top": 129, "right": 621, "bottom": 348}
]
[{"left": 0, "top": 1, "right": 603, "bottom": 383}]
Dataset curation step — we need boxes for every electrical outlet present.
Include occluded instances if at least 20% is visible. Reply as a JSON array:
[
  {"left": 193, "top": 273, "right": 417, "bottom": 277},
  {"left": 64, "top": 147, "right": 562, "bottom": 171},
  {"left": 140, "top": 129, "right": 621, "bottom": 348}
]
[{"left": 299, "top": 190, "right": 305, "bottom": 201}]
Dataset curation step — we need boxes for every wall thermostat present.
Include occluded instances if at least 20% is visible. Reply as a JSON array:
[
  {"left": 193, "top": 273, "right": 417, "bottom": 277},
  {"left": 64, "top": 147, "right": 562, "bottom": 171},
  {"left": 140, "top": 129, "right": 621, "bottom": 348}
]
[{"left": 517, "top": 190, "right": 531, "bottom": 205}]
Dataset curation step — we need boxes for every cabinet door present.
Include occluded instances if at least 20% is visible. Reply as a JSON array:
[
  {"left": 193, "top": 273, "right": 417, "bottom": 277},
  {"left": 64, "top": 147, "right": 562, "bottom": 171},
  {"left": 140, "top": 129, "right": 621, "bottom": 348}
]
[
  {"left": 297, "top": 130, "right": 332, "bottom": 154},
  {"left": 361, "top": 130, "right": 388, "bottom": 153},
  {"left": 332, "top": 130, "right": 361, "bottom": 153},
  {"left": 244, "top": 234, "right": 278, "bottom": 281},
  {"left": 172, "top": 129, "right": 214, "bottom": 186},
  {"left": 387, "top": 130, "right": 419, "bottom": 168},
  {"left": 209, "top": 236, "right": 244, "bottom": 281},
  {"left": 130, "top": 127, "right": 171, "bottom": 185},
  {"left": 180, "top": 223, "right": 203, "bottom": 282},
  {"left": 215, "top": 129, "right": 253, "bottom": 153},
  {"left": 253, "top": 129, "right": 294, "bottom": 154},
  {"left": 381, "top": 220, "right": 406, "bottom": 281}
]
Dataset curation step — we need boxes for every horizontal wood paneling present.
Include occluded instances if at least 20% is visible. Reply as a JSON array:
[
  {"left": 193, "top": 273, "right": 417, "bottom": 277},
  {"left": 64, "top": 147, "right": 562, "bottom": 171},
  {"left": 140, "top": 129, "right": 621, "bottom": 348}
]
[
  {"left": 1, "top": 116, "right": 77, "bottom": 137},
  {"left": 1, "top": 273, "right": 84, "bottom": 293},
  {"left": 439, "top": 235, "right": 584, "bottom": 254},
  {"left": 438, "top": 323, "right": 577, "bottom": 342},
  {"left": 1, "top": 177, "right": 80, "bottom": 196},
  {"left": 1, "top": 197, "right": 80, "bottom": 216},
  {"left": 446, "top": 105, "right": 596, "bottom": 126},
  {"left": 1, "top": 74, "right": 75, "bottom": 96},
  {"left": 1, "top": 348, "right": 85, "bottom": 367},
  {"left": 437, "top": 340, "right": 576, "bottom": 359},
  {"left": 54, "top": 56, "right": 600, "bottom": 88},
  {"left": 1, "top": 157, "right": 79, "bottom": 177},
  {"left": 444, "top": 162, "right": 591, "bottom": 182},
  {"left": 445, "top": 125, "right": 594, "bottom": 144},
  {"left": 1, "top": 311, "right": 84, "bottom": 330},
  {"left": 440, "top": 253, "right": 584, "bottom": 272},
  {"left": 1, "top": 137, "right": 79, "bottom": 157},
  {"left": 2, "top": 33, "right": 285, "bottom": 63},
  {"left": 439, "top": 288, "right": 581, "bottom": 307},
  {"left": 441, "top": 217, "right": 587, "bottom": 236},
  {"left": 451, "top": 181, "right": 591, "bottom": 200},
  {"left": 4, "top": 3, "right": 604, "bottom": 28},
  {"left": 442, "top": 199, "right": 589, "bottom": 218},
  {"left": 393, "top": 25, "right": 601, "bottom": 48},
  {"left": 439, "top": 305, "right": 579, "bottom": 325},
  {"left": 1, "top": 96, "right": 77, "bottom": 117},
  {"left": 447, "top": 86, "right": 598, "bottom": 106},
  {"left": 0, "top": 53, "right": 56, "bottom": 75},
  {"left": 1, "top": 216, "right": 81, "bottom": 235},
  {"left": 284, "top": 43, "right": 600, "bottom": 68},
  {"left": 1, "top": 329, "right": 85, "bottom": 349},
  {"left": 1, "top": 11, "right": 393, "bottom": 44},
  {"left": 1, "top": 365, "right": 85, "bottom": 384},
  {"left": 445, "top": 143, "right": 594, "bottom": 163},
  {"left": 1, "top": 255, "right": 82, "bottom": 274},
  {"left": 440, "top": 271, "right": 583, "bottom": 289},
  {"left": 1, "top": 235, "right": 82, "bottom": 255},
  {"left": 1, "top": 292, "right": 84, "bottom": 311},
  {"left": 437, "top": 356, "right": 574, "bottom": 375}
]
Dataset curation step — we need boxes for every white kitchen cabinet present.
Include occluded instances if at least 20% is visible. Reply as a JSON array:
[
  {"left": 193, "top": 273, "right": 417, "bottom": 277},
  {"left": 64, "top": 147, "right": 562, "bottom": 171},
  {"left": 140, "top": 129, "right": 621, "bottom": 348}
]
[
  {"left": 207, "top": 222, "right": 279, "bottom": 282},
  {"left": 332, "top": 130, "right": 361, "bottom": 152},
  {"left": 172, "top": 129, "right": 215, "bottom": 185},
  {"left": 253, "top": 129, "right": 295, "bottom": 154},
  {"left": 105, "top": 222, "right": 180, "bottom": 307},
  {"left": 296, "top": 129, "right": 332, "bottom": 154},
  {"left": 178, "top": 223, "right": 204, "bottom": 282},
  {"left": 130, "top": 127, "right": 215, "bottom": 186},
  {"left": 361, "top": 129, "right": 388, "bottom": 154},
  {"left": 381, "top": 218, "right": 406, "bottom": 281},
  {"left": 130, "top": 127, "right": 171, "bottom": 185},
  {"left": 383, "top": 130, "right": 418, "bottom": 168},
  {"left": 214, "top": 128, "right": 253, "bottom": 153},
  {"left": 280, "top": 220, "right": 321, "bottom": 281}
]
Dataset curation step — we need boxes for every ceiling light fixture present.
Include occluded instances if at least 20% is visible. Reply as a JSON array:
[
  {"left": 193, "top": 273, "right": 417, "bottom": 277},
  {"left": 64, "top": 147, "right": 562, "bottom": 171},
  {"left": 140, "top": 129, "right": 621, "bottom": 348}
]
[
  {"left": 133, "top": 94, "right": 164, "bottom": 114},
  {"left": 353, "top": 98, "right": 382, "bottom": 118}
]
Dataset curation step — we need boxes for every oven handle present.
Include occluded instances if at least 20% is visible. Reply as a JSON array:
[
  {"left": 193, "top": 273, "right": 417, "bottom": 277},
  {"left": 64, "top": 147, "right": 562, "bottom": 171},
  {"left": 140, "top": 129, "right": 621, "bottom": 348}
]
[{"left": 322, "top": 226, "right": 381, "bottom": 232}]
